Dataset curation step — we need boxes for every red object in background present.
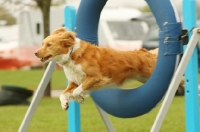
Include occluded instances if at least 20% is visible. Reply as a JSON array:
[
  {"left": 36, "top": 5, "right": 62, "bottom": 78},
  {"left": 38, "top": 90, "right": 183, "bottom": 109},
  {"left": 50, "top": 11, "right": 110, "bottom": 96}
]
[
  {"left": 0, "top": 46, "right": 43, "bottom": 70},
  {"left": 0, "top": 57, "right": 31, "bottom": 70}
]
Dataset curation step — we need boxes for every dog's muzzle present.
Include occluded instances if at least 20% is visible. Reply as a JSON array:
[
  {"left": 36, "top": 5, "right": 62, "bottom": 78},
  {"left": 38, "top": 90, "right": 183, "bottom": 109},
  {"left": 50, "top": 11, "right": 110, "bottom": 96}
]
[{"left": 34, "top": 52, "right": 38, "bottom": 56}]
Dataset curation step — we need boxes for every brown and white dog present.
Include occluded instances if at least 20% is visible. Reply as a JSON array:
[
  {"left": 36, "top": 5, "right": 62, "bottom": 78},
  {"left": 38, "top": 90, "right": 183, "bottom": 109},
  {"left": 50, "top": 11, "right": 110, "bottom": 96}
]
[{"left": 35, "top": 27, "right": 184, "bottom": 110}]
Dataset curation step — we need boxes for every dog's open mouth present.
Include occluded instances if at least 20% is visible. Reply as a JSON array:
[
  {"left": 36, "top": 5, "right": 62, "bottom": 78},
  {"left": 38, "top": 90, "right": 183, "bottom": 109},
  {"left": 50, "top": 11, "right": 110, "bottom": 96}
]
[{"left": 40, "top": 55, "right": 52, "bottom": 62}]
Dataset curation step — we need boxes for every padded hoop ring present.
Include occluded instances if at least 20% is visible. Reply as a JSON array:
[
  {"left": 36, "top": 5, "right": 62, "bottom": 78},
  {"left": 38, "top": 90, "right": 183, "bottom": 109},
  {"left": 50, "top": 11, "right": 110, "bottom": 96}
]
[{"left": 76, "top": 0, "right": 182, "bottom": 118}]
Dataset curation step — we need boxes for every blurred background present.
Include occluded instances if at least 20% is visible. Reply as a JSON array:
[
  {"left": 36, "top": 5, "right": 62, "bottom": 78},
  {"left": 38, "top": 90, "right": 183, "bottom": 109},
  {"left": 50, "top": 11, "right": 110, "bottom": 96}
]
[
  {"left": 0, "top": 0, "right": 199, "bottom": 69},
  {"left": 0, "top": 0, "right": 199, "bottom": 131},
  {"left": 0, "top": 0, "right": 199, "bottom": 68},
  {"left": 0, "top": 0, "right": 199, "bottom": 100}
]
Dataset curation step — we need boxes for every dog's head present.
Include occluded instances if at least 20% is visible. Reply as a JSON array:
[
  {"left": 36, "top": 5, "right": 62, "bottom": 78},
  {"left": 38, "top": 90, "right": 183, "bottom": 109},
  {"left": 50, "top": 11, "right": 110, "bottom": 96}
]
[{"left": 35, "top": 27, "right": 76, "bottom": 63}]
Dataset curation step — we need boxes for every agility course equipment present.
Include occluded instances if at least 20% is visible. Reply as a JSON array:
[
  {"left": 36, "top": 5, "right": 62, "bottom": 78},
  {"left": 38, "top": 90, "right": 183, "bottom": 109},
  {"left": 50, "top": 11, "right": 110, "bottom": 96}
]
[
  {"left": 75, "top": 0, "right": 199, "bottom": 130},
  {"left": 64, "top": 6, "right": 81, "bottom": 132},
  {"left": 182, "top": 0, "right": 200, "bottom": 131},
  {"left": 76, "top": 0, "right": 182, "bottom": 117},
  {"left": 18, "top": 0, "right": 200, "bottom": 131}
]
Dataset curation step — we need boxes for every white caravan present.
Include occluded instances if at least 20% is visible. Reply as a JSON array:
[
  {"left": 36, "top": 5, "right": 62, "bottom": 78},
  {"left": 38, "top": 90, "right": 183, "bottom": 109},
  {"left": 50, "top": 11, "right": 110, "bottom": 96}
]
[
  {"left": 99, "top": 7, "right": 148, "bottom": 51},
  {"left": 18, "top": 7, "right": 148, "bottom": 51},
  {"left": 18, "top": 7, "right": 64, "bottom": 47}
]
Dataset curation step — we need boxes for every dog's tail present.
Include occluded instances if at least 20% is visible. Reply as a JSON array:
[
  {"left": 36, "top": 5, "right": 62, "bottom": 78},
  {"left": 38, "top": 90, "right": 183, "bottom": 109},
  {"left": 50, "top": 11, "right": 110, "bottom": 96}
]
[
  {"left": 149, "top": 48, "right": 159, "bottom": 57},
  {"left": 144, "top": 48, "right": 185, "bottom": 95}
]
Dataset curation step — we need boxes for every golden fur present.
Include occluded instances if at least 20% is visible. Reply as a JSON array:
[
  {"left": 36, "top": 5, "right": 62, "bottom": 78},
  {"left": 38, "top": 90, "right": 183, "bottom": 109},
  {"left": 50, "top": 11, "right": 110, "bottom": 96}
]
[{"left": 35, "top": 27, "right": 184, "bottom": 110}]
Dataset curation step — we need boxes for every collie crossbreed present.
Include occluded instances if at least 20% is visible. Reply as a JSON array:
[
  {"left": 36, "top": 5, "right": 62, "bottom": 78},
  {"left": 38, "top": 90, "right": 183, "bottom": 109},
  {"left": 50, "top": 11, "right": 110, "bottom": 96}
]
[{"left": 35, "top": 27, "right": 184, "bottom": 110}]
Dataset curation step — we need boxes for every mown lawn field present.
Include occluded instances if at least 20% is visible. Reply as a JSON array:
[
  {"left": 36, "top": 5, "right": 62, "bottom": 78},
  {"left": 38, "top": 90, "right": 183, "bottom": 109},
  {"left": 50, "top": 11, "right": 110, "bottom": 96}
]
[
  {"left": 0, "top": 69, "right": 196, "bottom": 131},
  {"left": 0, "top": 97, "right": 185, "bottom": 132},
  {"left": 0, "top": 69, "right": 66, "bottom": 90},
  {"left": 0, "top": 69, "right": 142, "bottom": 90}
]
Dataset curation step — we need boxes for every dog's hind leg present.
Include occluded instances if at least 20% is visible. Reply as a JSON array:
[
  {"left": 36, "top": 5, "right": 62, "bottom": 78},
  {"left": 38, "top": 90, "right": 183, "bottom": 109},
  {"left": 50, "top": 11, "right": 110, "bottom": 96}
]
[{"left": 60, "top": 82, "right": 78, "bottom": 110}]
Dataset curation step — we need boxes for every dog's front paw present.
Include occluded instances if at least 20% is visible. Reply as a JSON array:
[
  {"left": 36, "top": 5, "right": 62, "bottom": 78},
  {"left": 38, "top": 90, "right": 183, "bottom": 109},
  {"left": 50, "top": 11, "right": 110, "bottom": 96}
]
[
  {"left": 74, "top": 95, "right": 84, "bottom": 104},
  {"left": 60, "top": 93, "right": 70, "bottom": 110},
  {"left": 72, "top": 85, "right": 85, "bottom": 103}
]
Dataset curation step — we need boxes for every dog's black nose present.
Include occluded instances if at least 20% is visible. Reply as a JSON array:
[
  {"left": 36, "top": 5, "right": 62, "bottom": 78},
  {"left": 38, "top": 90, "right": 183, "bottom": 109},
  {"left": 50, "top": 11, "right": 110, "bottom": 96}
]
[{"left": 34, "top": 52, "right": 38, "bottom": 56}]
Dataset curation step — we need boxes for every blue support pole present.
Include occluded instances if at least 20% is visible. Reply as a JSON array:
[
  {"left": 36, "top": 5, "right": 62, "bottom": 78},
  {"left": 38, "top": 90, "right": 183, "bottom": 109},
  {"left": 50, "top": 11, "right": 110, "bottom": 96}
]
[
  {"left": 64, "top": 6, "right": 81, "bottom": 132},
  {"left": 183, "top": 0, "right": 200, "bottom": 131}
]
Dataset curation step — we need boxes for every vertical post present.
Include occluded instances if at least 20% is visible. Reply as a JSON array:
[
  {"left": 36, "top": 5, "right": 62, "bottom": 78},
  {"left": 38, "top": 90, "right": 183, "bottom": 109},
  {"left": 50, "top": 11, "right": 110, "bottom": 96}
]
[
  {"left": 183, "top": 0, "right": 200, "bottom": 132},
  {"left": 64, "top": 6, "right": 81, "bottom": 132}
]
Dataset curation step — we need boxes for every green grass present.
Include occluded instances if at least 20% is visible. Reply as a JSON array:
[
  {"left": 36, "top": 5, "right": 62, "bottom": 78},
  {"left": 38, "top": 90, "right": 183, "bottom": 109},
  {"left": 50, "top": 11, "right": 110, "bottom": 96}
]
[
  {"left": 1, "top": 69, "right": 199, "bottom": 90},
  {"left": 0, "top": 97, "right": 185, "bottom": 132},
  {"left": 0, "top": 69, "right": 66, "bottom": 90},
  {"left": 0, "top": 69, "right": 194, "bottom": 131},
  {"left": 0, "top": 69, "right": 142, "bottom": 90}
]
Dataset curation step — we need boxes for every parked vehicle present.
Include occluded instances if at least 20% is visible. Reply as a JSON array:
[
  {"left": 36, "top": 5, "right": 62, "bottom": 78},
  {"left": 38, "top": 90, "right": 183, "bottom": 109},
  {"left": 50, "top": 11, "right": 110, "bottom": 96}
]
[
  {"left": 18, "top": 7, "right": 64, "bottom": 47},
  {"left": 18, "top": 7, "right": 148, "bottom": 51},
  {"left": 132, "top": 13, "right": 159, "bottom": 50},
  {"left": 0, "top": 7, "right": 149, "bottom": 69},
  {"left": 140, "top": 14, "right": 200, "bottom": 51},
  {"left": 98, "top": 8, "right": 148, "bottom": 51},
  {"left": 0, "top": 25, "right": 18, "bottom": 51},
  {"left": 142, "top": 25, "right": 158, "bottom": 50}
]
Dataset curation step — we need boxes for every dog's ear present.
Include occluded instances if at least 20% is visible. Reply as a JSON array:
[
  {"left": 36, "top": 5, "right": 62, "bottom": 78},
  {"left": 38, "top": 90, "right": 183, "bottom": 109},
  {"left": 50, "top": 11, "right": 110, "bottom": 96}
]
[
  {"left": 52, "top": 27, "right": 66, "bottom": 35},
  {"left": 60, "top": 31, "right": 76, "bottom": 47}
]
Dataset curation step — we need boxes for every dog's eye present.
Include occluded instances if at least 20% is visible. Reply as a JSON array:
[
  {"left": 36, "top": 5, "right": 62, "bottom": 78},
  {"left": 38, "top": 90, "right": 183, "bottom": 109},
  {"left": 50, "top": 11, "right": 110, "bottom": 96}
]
[{"left": 47, "top": 44, "right": 52, "bottom": 47}]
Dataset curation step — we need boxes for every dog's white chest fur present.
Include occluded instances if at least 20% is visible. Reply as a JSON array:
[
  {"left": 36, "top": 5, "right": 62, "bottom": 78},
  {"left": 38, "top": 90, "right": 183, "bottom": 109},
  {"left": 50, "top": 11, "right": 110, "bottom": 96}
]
[{"left": 63, "top": 60, "right": 86, "bottom": 85}]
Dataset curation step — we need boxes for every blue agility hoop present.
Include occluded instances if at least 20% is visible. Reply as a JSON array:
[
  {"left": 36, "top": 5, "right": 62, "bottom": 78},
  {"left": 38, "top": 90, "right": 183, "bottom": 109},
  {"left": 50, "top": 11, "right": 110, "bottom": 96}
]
[{"left": 76, "top": 0, "right": 182, "bottom": 118}]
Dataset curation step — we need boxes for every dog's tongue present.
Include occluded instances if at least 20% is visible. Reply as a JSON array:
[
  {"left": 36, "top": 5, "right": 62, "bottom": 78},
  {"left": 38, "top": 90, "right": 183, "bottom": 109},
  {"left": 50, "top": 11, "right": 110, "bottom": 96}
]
[{"left": 40, "top": 55, "right": 52, "bottom": 62}]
